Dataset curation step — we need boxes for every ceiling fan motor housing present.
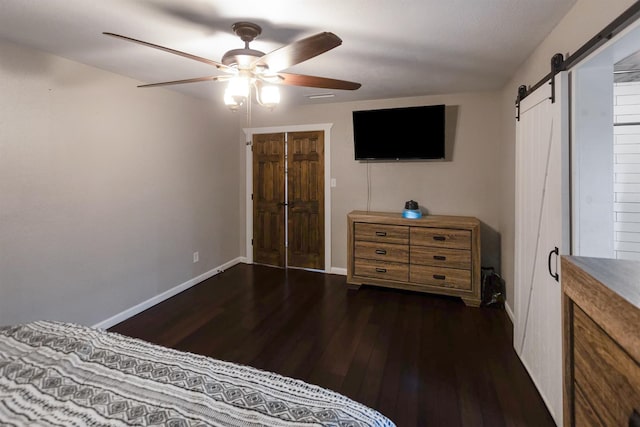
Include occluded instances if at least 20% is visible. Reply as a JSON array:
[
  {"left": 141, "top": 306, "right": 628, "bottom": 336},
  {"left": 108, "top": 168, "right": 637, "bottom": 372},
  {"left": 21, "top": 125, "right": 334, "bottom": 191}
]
[
  {"left": 221, "top": 48, "right": 266, "bottom": 69},
  {"left": 222, "top": 22, "right": 267, "bottom": 69},
  {"left": 231, "top": 22, "right": 262, "bottom": 43}
]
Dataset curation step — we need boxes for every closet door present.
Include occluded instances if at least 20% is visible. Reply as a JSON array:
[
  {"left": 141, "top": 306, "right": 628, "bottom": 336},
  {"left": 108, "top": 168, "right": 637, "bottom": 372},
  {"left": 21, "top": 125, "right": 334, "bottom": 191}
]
[
  {"left": 287, "top": 131, "right": 325, "bottom": 270},
  {"left": 253, "top": 133, "right": 286, "bottom": 267},
  {"left": 514, "top": 72, "right": 568, "bottom": 426},
  {"left": 251, "top": 131, "right": 325, "bottom": 270}
]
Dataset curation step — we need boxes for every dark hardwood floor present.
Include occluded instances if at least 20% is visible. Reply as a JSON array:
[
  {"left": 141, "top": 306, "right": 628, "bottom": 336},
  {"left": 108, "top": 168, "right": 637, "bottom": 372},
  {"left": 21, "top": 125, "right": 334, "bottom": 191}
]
[{"left": 110, "top": 263, "right": 554, "bottom": 427}]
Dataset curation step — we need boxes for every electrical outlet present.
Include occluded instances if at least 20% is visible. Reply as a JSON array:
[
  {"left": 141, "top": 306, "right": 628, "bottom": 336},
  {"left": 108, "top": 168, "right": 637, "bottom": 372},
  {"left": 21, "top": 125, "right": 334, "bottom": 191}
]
[{"left": 193, "top": 251, "right": 199, "bottom": 263}]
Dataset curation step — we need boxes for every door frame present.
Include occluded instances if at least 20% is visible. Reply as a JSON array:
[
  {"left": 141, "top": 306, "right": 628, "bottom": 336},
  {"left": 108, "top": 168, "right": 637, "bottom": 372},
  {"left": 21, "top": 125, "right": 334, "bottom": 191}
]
[
  {"left": 243, "top": 123, "right": 333, "bottom": 272},
  {"left": 569, "top": 17, "right": 640, "bottom": 257}
]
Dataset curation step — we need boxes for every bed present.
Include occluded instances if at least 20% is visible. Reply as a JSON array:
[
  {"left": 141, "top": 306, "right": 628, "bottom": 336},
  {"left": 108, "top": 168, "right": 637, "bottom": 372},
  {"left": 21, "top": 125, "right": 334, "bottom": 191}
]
[{"left": 0, "top": 321, "right": 394, "bottom": 426}]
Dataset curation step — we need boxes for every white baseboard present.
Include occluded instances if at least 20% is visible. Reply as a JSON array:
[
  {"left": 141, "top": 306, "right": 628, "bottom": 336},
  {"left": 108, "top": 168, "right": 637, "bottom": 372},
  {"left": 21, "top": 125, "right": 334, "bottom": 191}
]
[
  {"left": 93, "top": 257, "right": 246, "bottom": 330},
  {"left": 330, "top": 267, "right": 347, "bottom": 276},
  {"left": 505, "top": 301, "right": 515, "bottom": 324}
]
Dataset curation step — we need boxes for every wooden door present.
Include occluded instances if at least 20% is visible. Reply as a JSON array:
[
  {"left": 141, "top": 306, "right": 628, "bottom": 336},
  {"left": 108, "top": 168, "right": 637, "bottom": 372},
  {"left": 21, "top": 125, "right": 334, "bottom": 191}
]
[
  {"left": 514, "top": 72, "right": 568, "bottom": 426},
  {"left": 287, "top": 131, "right": 325, "bottom": 269},
  {"left": 252, "top": 133, "right": 285, "bottom": 267}
]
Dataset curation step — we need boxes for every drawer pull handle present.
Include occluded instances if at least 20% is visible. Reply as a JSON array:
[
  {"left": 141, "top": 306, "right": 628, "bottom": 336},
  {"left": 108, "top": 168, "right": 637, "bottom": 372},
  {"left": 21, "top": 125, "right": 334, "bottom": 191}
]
[
  {"left": 433, "top": 274, "right": 446, "bottom": 280},
  {"left": 547, "top": 246, "right": 559, "bottom": 282},
  {"left": 375, "top": 249, "right": 387, "bottom": 255},
  {"left": 433, "top": 255, "right": 447, "bottom": 261},
  {"left": 375, "top": 231, "right": 387, "bottom": 237},
  {"left": 433, "top": 235, "right": 446, "bottom": 241},
  {"left": 376, "top": 268, "right": 387, "bottom": 273}
]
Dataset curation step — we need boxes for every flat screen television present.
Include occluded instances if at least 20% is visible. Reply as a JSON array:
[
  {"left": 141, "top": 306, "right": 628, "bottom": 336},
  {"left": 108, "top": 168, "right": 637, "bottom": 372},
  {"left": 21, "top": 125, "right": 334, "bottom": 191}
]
[{"left": 352, "top": 104, "right": 445, "bottom": 160}]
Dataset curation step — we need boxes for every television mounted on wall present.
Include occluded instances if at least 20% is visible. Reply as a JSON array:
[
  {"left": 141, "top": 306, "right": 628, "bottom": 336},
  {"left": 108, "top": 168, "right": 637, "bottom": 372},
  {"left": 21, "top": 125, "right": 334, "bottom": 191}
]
[{"left": 352, "top": 104, "right": 445, "bottom": 160}]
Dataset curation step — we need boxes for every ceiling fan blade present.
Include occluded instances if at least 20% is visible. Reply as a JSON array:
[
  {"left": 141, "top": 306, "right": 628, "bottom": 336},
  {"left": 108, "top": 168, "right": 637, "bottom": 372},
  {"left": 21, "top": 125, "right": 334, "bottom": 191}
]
[
  {"left": 253, "top": 32, "right": 342, "bottom": 72},
  {"left": 276, "top": 73, "right": 361, "bottom": 90},
  {"left": 103, "top": 32, "right": 234, "bottom": 72},
  {"left": 137, "top": 75, "right": 225, "bottom": 88}
]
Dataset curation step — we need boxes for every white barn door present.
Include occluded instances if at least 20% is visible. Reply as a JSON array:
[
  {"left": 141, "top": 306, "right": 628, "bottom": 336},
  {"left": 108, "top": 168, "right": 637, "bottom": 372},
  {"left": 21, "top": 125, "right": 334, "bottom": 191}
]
[{"left": 515, "top": 72, "right": 569, "bottom": 426}]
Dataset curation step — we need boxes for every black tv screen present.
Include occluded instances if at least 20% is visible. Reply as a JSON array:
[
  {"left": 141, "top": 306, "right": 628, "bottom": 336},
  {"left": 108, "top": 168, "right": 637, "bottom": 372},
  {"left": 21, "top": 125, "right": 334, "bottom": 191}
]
[{"left": 353, "top": 104, "right": 445, "bottom": 160}]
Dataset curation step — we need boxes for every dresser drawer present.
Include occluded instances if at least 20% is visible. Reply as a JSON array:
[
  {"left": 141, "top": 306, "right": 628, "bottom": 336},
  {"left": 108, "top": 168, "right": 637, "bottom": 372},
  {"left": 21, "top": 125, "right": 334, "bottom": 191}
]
[
  {"left": 409, "top": 265, "right": 471, "bottom": 290},
  {"left": 573, "top": 305, "right": 640, "bottom": 426},
  {"left": 410, "top": 228, "right": 471, "bottom": 249},
  {"left": 355, "top": 241, "right": 409, "bottom": 263},
  {"left": 354, "top": 223, "right": 409, "bottom": 245},
  {"left": 410, "top": 246, "right": 471, "bottom": 270},
  {"left": 354, "top": 259, "right": 409, "bottom": 282}
]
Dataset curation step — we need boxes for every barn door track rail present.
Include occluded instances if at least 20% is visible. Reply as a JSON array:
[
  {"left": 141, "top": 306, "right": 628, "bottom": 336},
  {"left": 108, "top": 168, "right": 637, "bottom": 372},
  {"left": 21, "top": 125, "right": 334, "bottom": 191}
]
[{"left": 516, "top": 1, "right": 640, "bottom": 120}]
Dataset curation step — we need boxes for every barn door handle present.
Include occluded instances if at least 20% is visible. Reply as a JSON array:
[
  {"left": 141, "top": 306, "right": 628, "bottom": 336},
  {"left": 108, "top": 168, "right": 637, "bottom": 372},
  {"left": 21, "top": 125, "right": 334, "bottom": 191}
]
[{"left": 547, "top": 247, "right": 559, "bottom": 282}]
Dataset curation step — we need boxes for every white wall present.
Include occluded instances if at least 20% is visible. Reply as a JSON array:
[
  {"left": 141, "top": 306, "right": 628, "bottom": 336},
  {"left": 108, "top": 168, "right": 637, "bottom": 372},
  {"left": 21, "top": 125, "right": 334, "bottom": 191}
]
[
  {"left": 0, "top": 39, "right": 245, "bottom": 326},
  {"left": 573, "top": 65, "right": 615, "bottom": 258},
  {"left": 244, "top": 92, "right": 504, "bottom": 272},
  {"left": 499, "top": 0, "right": 637, "bottom": 309},
  {"left": 614, "top": 82, "right": 640, "bottom": 260}
]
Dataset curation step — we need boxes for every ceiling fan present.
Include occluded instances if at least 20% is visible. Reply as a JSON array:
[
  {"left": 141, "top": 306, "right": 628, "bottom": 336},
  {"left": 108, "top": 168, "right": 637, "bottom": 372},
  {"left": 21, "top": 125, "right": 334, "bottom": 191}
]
[{"left": 103, "top": 22, "right": 361, "bottom": 110}]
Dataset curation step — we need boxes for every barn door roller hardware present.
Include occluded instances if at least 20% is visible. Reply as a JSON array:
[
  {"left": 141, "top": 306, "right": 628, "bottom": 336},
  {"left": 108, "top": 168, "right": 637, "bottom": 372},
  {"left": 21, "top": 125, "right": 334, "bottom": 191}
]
[
  {"left": 515, "top": 53, "right": 564, "bottom": 121},
  {"left": 548, "top": 53, "right": 565, "bottom": 104},
  {"left": 515, "top": 85, "right": 527, "bottom": 121}
]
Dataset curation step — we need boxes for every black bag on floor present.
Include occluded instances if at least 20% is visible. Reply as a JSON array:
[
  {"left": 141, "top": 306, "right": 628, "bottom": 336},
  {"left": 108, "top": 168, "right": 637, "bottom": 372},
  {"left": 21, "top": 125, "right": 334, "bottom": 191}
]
[{"left": 481, "top": 267, "right": 505, "bottom": 308}]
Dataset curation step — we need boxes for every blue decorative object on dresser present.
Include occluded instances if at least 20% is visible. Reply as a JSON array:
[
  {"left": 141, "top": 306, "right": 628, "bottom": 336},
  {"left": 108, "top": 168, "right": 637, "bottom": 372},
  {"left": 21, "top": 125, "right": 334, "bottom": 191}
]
[{"left": 402, "top": 200, "right": 422, "bottom": 219}]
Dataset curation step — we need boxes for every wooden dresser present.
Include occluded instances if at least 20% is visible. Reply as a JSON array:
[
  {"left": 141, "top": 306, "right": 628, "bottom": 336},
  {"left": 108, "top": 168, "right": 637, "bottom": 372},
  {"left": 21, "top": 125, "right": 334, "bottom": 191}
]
[
  {"left": 561, "top": 256, "right": 640, "bottom": 426},
  {"left": 347, "top": 211, "right": 481, "bottom": 306}
]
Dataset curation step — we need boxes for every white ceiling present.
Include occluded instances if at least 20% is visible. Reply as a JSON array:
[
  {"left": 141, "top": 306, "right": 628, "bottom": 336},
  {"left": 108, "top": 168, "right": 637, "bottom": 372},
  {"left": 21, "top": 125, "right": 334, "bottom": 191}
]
[{"left": 0, "top": 0, "right": 576, "bottom": 106}]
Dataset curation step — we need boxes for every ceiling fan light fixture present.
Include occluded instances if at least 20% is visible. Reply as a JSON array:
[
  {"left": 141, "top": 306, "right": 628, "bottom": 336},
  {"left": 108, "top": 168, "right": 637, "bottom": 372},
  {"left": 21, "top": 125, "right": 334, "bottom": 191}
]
[
  {"left": 258, "top": 85, "right": 280, "bottom": 109},
  {"left": 224, "top": 76, "right": 250, "bottom": 111},
  {"left": 223, "top": 88, "right": 242, "bottom": 111},
  {"left": 226, "top": 76, "right": 250, "bottom": 100}
]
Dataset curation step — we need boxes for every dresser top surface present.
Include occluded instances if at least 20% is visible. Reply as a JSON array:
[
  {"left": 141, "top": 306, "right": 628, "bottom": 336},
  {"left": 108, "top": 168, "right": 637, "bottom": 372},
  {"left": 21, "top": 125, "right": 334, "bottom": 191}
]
[
  {"left": 348, "top": 210, "right": 480, "bottom": 228},
  {"left": 564, "top": 256, "right": 640, "bottom": 310}
]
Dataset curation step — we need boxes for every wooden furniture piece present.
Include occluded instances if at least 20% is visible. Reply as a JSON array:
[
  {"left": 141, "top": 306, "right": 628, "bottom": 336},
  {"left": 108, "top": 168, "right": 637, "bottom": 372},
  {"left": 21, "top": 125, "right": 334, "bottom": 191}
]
[
  {"left": 347, "top": 210, "right": 481, "bottom": 306},
  {"left": 561, "top": 256, "right": 640, "bottom": 427}
]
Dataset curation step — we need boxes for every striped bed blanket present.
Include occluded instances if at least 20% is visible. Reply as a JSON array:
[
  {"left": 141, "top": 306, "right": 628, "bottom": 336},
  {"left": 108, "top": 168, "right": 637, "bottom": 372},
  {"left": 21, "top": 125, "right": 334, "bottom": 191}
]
[{"left": 0, "top": 321, "right": 394, "bottom": 426}]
